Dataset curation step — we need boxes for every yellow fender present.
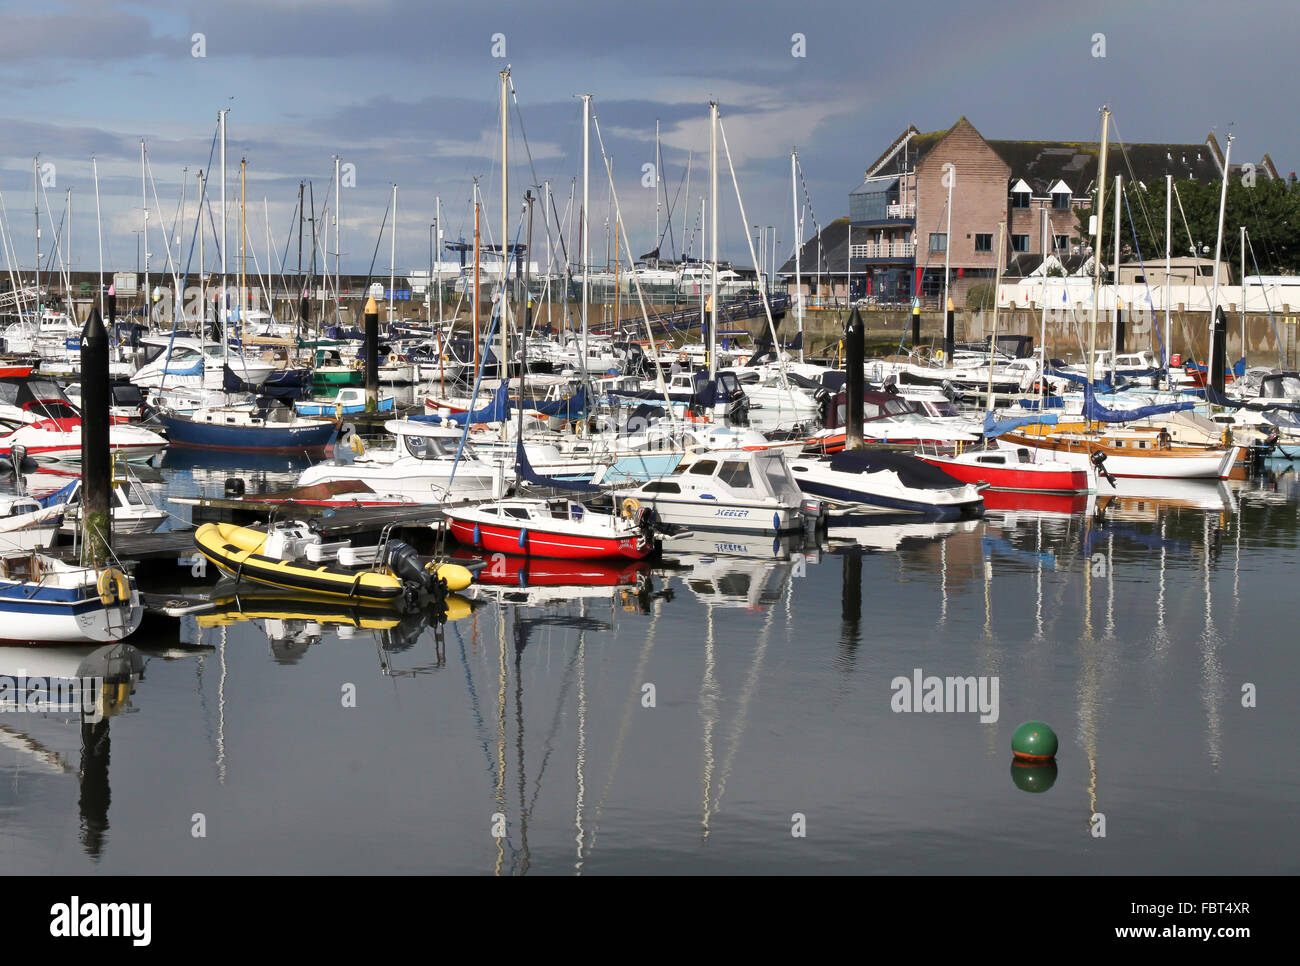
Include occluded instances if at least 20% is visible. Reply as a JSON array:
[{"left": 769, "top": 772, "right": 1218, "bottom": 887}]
[
  {"left": 621, "top": 497, "right": 641, "bottom": 519},
  {"left": 351, "top": 434, "right": 365, "bottom": 456},
  {"left": 97, "top": 567, "right": 130, "bottom": 606},
  {"left": 429, "top": 561, "right": 474, "bottom": 592}
]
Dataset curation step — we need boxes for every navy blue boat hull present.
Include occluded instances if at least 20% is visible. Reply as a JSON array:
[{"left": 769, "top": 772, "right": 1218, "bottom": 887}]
[{"left": 160, "top": 414, "right": 337, "bottom": 454}]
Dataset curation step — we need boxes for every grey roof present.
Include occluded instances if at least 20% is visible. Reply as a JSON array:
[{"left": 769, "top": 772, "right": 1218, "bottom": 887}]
[{"left": 778, "top": 217, "right": 852, "bottom": 276}]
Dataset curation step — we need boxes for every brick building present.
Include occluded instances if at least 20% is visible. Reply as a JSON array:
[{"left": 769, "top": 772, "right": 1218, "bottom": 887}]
[{"left": 783, "top": 116, "right": 1278, "bottom": 308}]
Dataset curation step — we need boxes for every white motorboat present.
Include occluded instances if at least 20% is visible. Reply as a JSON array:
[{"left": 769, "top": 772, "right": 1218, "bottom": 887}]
[
  {"left": 621, "top": 448, "right": 823, "bottom": 535},
  {"left": 787, "top": 450, "right": 986, "bottom": 520},
  {"left": 131, "top": 336, "right": 276, "bottom": 392},
  {"left": 297, "top": 421, "right": 509, "bottom": 502}
]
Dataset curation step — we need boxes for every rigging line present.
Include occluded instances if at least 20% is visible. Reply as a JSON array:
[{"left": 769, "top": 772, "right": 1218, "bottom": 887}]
[
  {"left": 1245, "top": 231, "right": 1288, "bottom": 369},
  {"left": 718, "top": 115, "right": 802, "bottom": 410},
  {"left": 590, "top": 112, "right": 675, "bottom": 414},
  {"left": 1120, "top": 185, "right": 1167, "bottom": 363},
  {"left": 1170, "top": 181, "right": 1205, "bottom": 361}
]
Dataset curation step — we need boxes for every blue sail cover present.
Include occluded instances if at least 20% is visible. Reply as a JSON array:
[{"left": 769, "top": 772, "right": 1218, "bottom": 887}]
[
  {"left": 514, "top": 439, "right": 603, "bottom": 494},
  {"left": 1083, "top": 384, "right": 1194, "bottom": 423},
  {"left": 530, "top": 386, "right": 587, "bottom": 419},
  {"left": 982, "top": 410, "right": 1060, "bottom": 438},
  {"left": 410, "top": 382, "right": 510, "bottom": 426},
  {"left": 37, "top": 480, "right": 80, "bottom": 508}
]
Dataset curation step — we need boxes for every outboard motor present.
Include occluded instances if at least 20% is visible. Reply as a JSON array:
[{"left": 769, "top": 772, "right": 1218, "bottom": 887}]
[
  {"left": 1090, "top": 449, "right": 1117, "bottom": 488},
  {"left": 384, "top": 540, "right": 448, "bottom": 602}
]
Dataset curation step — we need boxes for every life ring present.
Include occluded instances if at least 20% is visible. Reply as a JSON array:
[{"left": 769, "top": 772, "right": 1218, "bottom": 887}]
[
  {"left": 388, "top": 352, "right": 400, "bottom": 364},
  {"left": 677, "top": 351, "right": 688, "bottom": 363},
  {"left": 96, "top": 567, "right": 130, "bottom": 606},
  {"left": 351, "top": 434, "right": 365, "bottom": 455},
  {"left": 621, "top": 497, "right": 641, "bottom": 519}
]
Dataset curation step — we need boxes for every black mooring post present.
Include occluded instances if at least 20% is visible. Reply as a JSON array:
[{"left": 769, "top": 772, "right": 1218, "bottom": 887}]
[
  {"left": 911, "top": 301, "right": 921, "bottom": 347},
  {"left": 1210, "top": 305, "right": 1228, "bottom": 395},
  {"left": 845, "top": 306, "right": 865, "bottom": 451},
  {"left": 364, "top": 294, "right": 379, "bottom": 412},
  {"left": 80, "top": 306, "right": 111, "bottom": 566},
  {"left": 943, "top": 296, "right": 955, "bottom": 362},
  {"left": 1115, "top": 302, "right": 1126, "bottom": 356}
]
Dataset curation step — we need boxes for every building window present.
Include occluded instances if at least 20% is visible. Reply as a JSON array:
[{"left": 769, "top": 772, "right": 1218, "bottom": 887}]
[
  {"left": 929, "top": 233, "right": 947, "bottom": 253},
  {"left": 1052, "top": 192, "right": 1071, "bottom": 210},
  {"left": 1011, "top": 191, "right": 1030, "bottom": 209},
  {"left": 1011, "top": 234, "right": 1029, "bottom": 252},
  {"left": 1053, "top": 234, "right": 1069, "bottom": 252},
  {"left": 974, "top": 233, "right": 993, "bottom": 252}
]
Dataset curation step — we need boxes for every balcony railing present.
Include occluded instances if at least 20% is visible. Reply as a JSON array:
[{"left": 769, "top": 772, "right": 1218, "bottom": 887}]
[
  {"left": 885, "top": 202, "right": 916, "bottom": 219},
  {"left": 850, "top": 242, "right": 916, "bottom": 259}
]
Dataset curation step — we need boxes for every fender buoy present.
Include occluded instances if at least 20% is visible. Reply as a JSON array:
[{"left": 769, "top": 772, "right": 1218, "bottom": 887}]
[
  {"left": 621, "top": 497, "right": 641, "bottom": 519},
  {"left": 96, "top": 567, "right": 130, "bottom": 606},
  {"left": 472, "top": 524, "right": 482, "bottom": 547},
  {"left": 351, "top": 434, "right": 365, "bottom": 456},
  {"left": 517, "top": 528, "right": 528, "bottom": 550}
]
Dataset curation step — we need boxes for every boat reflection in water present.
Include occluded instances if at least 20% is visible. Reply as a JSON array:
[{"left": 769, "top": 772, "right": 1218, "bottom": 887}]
[
  {"left": 0, "top": 642, "right": 145, "bottom": 858},
  {"left": 195, "top": 587, "right": 472, "bottom": 668}
]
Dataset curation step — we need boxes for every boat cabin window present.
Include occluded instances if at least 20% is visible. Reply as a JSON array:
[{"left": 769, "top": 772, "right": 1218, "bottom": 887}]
[
  {"left": 1015, "top": 449, "right": 1033, "bottom": 464},
  {"left": 718, "top": 460, "right": 753, "bottom": 488},
  {"left": 480, "top": 507, "right": 499, "bottom": 516},
  {"left": 404, "top": 434, "right": 448, "bottom": 459},
  {"left": 504, "top": 507, "right": 530, "bottom": 520},
  {"left": 643, "top": 481, "right": 680, "bottom": 494},
  {"left": 976, "top": 455, "right": 1006, "bottom": 464},
  {"left": 688, "top": 460, "right": 718, "bottom": 476}
]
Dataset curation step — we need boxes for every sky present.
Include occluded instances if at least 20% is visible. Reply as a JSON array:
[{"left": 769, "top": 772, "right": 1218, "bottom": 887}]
[{"left": 0, "top": 0, "right": 1292, "bottom": 280}]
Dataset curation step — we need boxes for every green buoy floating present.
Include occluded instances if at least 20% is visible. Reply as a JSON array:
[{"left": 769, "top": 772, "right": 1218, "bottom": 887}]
[{"left": 1011, "top": 721, "right": 1058, "bottom": 761}]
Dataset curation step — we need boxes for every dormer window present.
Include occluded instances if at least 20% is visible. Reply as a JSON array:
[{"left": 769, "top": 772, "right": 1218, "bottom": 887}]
[
  {"left": 1010, "top": 179, "right": 1031, "bottom": 209},
  {"left": 1049, "top": 180, "right": 1071, "bottom": 210}
]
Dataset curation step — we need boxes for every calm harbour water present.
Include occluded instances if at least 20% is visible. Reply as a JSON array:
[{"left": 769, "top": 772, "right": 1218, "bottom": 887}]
[{"left": 2, "top": 453, "right": 1298, "bottom": 875}]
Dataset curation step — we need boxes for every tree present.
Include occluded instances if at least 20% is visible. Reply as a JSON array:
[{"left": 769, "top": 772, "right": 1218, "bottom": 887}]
[{"left": 1075, "top": 177, "right": 1300, "bottom": 276}]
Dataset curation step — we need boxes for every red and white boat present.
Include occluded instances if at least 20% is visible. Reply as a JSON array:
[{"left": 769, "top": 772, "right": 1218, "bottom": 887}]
[
  {"left": 917, "top": 445, "right": 1090, "bottom": 493},
  {"left": 446, "top": 497, "right": 655, "bottom": 560},
  {"left": 0, "top": 375, "right": 167, "bottom": 463}
]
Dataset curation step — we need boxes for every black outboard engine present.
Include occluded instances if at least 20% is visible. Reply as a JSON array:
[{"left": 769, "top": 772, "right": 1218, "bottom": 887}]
[
  {"left": 384, "top": 540, "right": 449, "bottom": 604},
  {"left": 1090, "top": 449, "right": 1116, "bottom": 488}
]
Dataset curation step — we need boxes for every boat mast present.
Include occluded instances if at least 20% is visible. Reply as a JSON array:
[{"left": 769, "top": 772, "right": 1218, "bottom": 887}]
[
  {"left": 1240, "top": 225, "right": 1247, "bottom": 370},
  {"left": 198, "top": 170, "right": 205, "bottom": 332},
  {"left": 219, "top": 109, "right": 228, "bottom": 362},
  {"left": 1088, "top": 107, "right": 1110, "bottom": 392},
  {"left": 389, "top": 182, "right": 397, "bottom": 325},
  {"left": 239, "top": 156, "right": 246, "bottom": 340},
  {"left": 581, "top": 93, "right": 592, "bottom": 377},
  {"left": 709, "top": 100, "right": 718, "bottom": 381},
  {"left": 142, "top": 139, "right": 149, "bottom": 327},
  {"left": 654, "top": 118, "right": 661, "bottom": 260},
  {"left": 1170, "top": 174, "right": 1180, "bottom": 384},
  {"left": 499, "top": 66, "right": 510, "bottom": 407},
  {"left": 334, "top": 154, "right": 341, "bottom": 326},
  {"left": 1111, "top": 173, "right": 1121, "bottom": 385},
  {"left": 473, "top": 180, "right": 481, "bottom": 375},
  {"left": 1207, "top": 133, "right": 1232, "bottom": 382},
  {"left": 792, "top": 149, "right": 803, "bottom": 362},
  {"left": 986, "top": 223, "right": 1006, "bottom": 413}
]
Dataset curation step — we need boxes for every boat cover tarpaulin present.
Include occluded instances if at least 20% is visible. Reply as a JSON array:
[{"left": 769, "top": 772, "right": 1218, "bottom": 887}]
[
  {"left": 410, "top": 382, "right": 510, "bottom": 426},
  {"left": 37, "top": 480, "right": 79, "bottom": 508},
  {"left": 1083, "top": 384, "right": 1194, "bottom": 423},
  {"left": 826, "top": 450, "right": 965, "bottom": 490},
  {"left": 982, "top": 410, "right": 1060, "bottom": 438},
  {"left": 514, "top": 439, "right": 602, "bottom": 494}
]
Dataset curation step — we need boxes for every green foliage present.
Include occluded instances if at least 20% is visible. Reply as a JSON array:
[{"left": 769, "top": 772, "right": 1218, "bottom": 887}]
[
  {"left": 1076, "top": 177, "right": 1300, "bottom": 274},
  {"left": 966, "top": 283, "right": 996, "bottom": 310}
]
